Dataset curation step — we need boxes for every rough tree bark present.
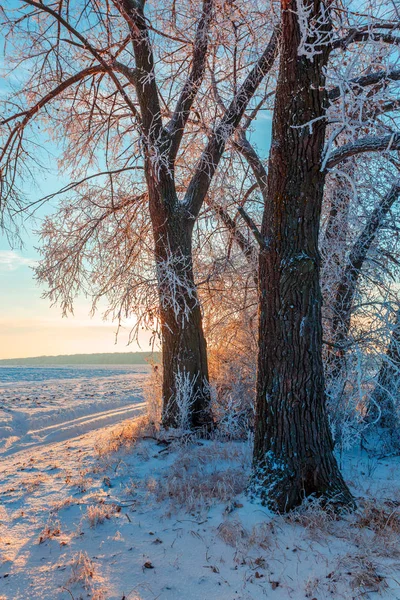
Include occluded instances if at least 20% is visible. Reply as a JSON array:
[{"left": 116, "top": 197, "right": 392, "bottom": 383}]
[
  {"left": 251, "top": 0, "right": 354, "bottom": 512},
  {"left": 149, "top": 198, "right": 211, "bottom": 429}
]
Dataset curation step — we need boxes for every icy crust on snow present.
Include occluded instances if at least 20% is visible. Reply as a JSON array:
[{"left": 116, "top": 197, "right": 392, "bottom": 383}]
[{"left": 0, "top": 366, "right": 149, "bottom": 457}]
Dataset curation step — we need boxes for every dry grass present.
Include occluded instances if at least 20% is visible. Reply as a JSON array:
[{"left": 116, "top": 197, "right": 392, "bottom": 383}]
[
  {"left": 142, "top": 365, "right": 163, "bottom": 426},
  {"left": 20, "top": 473, "right": 48, "bottom": 493},
  {"left": 38, "top": 521, "right": 61, "bottom": 544},
  {"left": 356, "top": 499, "right": 400, "bottom": 534},
  {"left": 50, "top": 495, "right": 76, "bottom": 513},
  {"left": 217, "top": 518, "right": 272, "bottom": 551},
  {"left": 66, "top": 551, "right": 107, "bottom": 599},
  {"left": 285, "top": 497, "right": 339, "bottom": 540},
  {"left": 68, "top": 551, "right": 96, "bottom": 589},
  {"left": 95, "top": 365, "right": 162, "bottom": 458},
  {"left": 95, "top": 415, "right": 157, "bottom": 457},
  {"left": 150, "top": 467, "right": 247, "bottom": 512},
  {"left": 346, "top": 498, "right": 400, "bottom": 559},
  {"left": 248, "top": 522, "right": 273, "bottom": 550},
  {"left": 149, "top": 441, "right": 250, "bottom": 513},
  {"left": 64, "top": 470, "right": 92, "bottom": 493},
  {"left": 91, "top": 590, "right": 107, "bottom": 600},
  {"left": 340, "top": 554, "right": 388, "bottom": 595},
  {"left": 217, "top": 518, "right": 248, "bottom": 547},
  {"left": 86, "top": 503, "right": 118, "bottom": 527}
]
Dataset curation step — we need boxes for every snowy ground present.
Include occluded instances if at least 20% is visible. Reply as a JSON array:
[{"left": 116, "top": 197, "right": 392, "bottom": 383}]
[
  {"left": 0, "top": 366, "right": 149, "bottom": 457},
  {"left": 1, "top": 371, "right": 400, "bottom": 600}
]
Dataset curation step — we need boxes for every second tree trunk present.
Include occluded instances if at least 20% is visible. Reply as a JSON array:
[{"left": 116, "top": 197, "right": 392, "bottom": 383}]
[{"left": 252, "top": 0, "right": 354, "bottom": 512}]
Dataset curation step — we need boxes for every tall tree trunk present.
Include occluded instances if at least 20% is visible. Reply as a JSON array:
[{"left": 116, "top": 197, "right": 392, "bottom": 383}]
[
  {"left": 147, "top": 169, "right": 212, "bottom": 429},
  {"left": 321, "top": 166, "right": 354, "bottom": 398},
  {"left": 153, "top": 213, "right": 212, "bottom": 429},
  {"left": 252, "top": 0, "right": 354, "bottom": 512}
]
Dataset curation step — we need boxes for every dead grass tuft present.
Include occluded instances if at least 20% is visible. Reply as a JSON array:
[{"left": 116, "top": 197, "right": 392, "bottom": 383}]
[
  {"left": 68, "top": 551, "right": 96, "bottom": 589},
  {"left": 147, "top": 441, "right": 251, "bottom": 512},
  {"left": 285, "top": 497, "right": 339, "bottom": 540},
  {"left": 21, "top": 473, "right": 48, "bottom": 493},
  {"left": 345, "top": 554, "right": 388, "bottom": 594},
  {"left": 51, "top": 495, "right": 76, "bottom": 513},
  {"left": 217, "top": 518, "right": 248, "bottom": 547},
  {"left": 38, "top": 521, "right": 61, "bottom": 544},
  {"left": 356, "top": 499, "right": 400, "bottom": 534},
  {"left": 151, "top": 443, "right": 249, "bottom": 512},
  {"left": 142, "top": 365, "right": 163, "bottom": 426},
  {"left": 151, "top": 465, "right": 247, "bottom": 512},
  {"left": 86, "top": 503, "right": 118, "bottom": 527},
  {"left": 249, "top": 522, "right": 273, "bottom": 550},
  {"left": 64, "top": 470, "right": 92, "bottom": 493},
  {"left": 95, "top": 415, "right": 157, "bottom": 456}
]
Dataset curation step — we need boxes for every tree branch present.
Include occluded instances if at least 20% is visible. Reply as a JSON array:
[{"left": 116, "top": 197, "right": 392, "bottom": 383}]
[
  {"left": 236, "top": 206, "right": 265, "bottom": 249},
  {"left": 112, "top": 0, "right": 163, "bottom": 139},
  {"left": 210, "top": 200, "right": 258, "bottom": 270},
  {"left": 331, "top": 28, "right": 400, "bottom": 50},
  {"left": 0, "top": 66, "right": 106, "bottom": 166},
  {"left": 326, "top": 133, "right": 400, "bottom": 169},
  {"left": 233, "top": 132, "right": 268, "bottom": 196},
  {"left": 328, "top": 68, "right": 400, "bottom": 102},
  {"left": 184, "top": 26, "right": 279, "bottom": 219},
  {"left": 23, "top": 0, "right": 141, "bottom": 121},
  {"left": 331, "top": 180, "right": 400, "bottom": 347},
  {"left": 167, "top": 0, "right": 213, "bottom": 162}
]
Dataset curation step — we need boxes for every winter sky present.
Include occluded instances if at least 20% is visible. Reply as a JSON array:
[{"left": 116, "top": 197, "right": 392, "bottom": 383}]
[{"left": 0, "top": 45, "right": 271, "bottom": 359}]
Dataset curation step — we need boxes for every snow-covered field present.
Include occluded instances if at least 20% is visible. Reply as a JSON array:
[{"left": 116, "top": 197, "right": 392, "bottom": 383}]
[
  {"left": 0, "top": 366, "right": 149, "bottom": 457},
  {"left": 1, "top": 368, "right": 400, "bottom": 600}
]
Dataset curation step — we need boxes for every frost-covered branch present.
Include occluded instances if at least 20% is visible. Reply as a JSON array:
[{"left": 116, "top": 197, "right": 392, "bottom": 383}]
[
  {"left": 184, "top": 26, "right": 279, "bottom": 219},
  {"left": 328, "top": 68, "right": 400, "bottom": 102},
  {"left": 167, "top": 0, "right": 214, "bottom": 162},
  {"left": 326, "top": 134, "right": 400, "bottom": 169}
]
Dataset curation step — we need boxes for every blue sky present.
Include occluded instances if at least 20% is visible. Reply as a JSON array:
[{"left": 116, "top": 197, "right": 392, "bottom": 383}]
[
  {"left": 0, "top": 17, "right": 271, "bottom": 359},
  {"left": 0, "top": 159, "right": 158, "bottom": 358},
  {"left": 0, "top": 118, "right": 271, "bottom": 360}
]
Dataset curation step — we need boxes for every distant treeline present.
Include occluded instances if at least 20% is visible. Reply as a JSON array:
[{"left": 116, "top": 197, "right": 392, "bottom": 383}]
[{"left": 0, "top": 352, "right": 161, "bottom": 366}]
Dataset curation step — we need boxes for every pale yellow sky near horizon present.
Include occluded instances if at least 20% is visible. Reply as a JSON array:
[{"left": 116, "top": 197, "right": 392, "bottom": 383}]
[
  {"left": 0, "top": 250, "right": 154, "bottom": 359},
  {"left": 0, "top": 315, "right": 154, "bottom": 359}
]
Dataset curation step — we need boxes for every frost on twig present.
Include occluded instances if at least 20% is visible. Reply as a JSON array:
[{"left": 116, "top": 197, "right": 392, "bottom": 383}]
[
  {"left": 156, "top": 249, "right": 198, "bottom": 326},
  {"left": 164, "top": 369, "right": 200, "bottom": 430},
  {"left": 140, "top": 121, "right": 173, "bottom": 183},
  {"left": 296, "top": 0, "right": 332, "bottom": 60}
]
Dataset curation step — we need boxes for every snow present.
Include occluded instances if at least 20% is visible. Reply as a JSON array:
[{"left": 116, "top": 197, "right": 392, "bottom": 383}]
[
  {"left": 1, "top": 369, "right": 400, "bottom": 599},
  {"left": 0, "top": 366, "right": 149, "bottom": 457}
]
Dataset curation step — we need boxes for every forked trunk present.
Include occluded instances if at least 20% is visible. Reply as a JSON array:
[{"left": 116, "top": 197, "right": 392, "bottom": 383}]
[{"left": 252, "top": 0, "right": 354, "bottom": 512}]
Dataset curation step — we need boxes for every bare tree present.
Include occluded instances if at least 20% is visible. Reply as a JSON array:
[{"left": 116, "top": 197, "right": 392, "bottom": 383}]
[
  {"left": 0, "top": 0, "right": 278, "bottom": 429},
  {"left": 328, "top": 180, "right": 400, "bottom": 383}
]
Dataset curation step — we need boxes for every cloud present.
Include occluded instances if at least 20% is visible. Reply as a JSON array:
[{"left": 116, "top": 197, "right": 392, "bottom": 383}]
[{"left": 0, "top": 251, "right": 37, "bottom": 272}]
